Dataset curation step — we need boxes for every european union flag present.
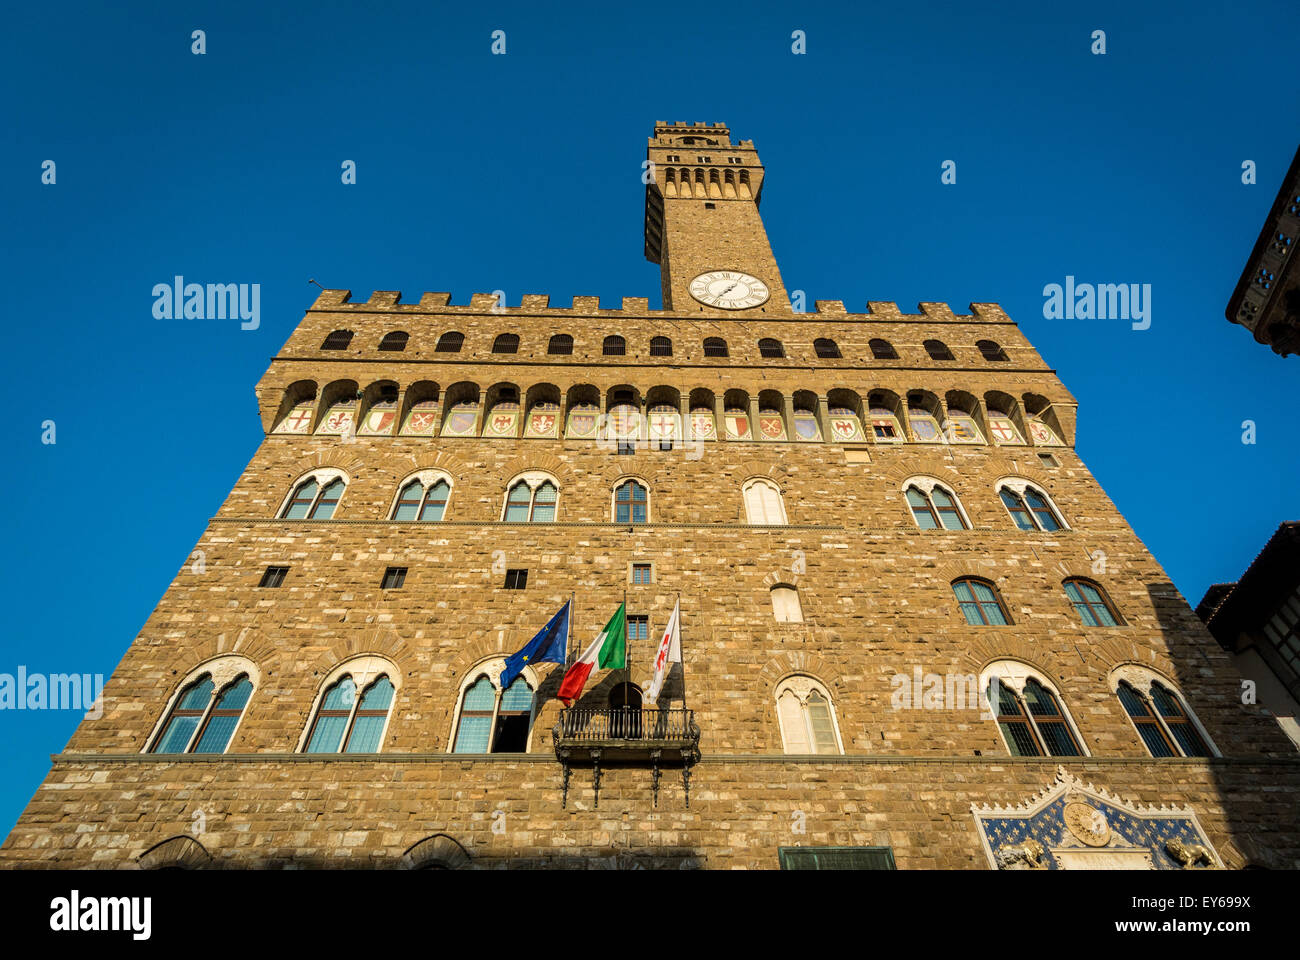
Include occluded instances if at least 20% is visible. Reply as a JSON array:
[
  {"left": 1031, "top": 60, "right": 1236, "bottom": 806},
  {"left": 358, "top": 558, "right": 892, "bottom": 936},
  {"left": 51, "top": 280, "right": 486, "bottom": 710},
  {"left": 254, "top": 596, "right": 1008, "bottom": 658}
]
[{"left": 500, "top": 601, "right": 571, "bottom": 691}]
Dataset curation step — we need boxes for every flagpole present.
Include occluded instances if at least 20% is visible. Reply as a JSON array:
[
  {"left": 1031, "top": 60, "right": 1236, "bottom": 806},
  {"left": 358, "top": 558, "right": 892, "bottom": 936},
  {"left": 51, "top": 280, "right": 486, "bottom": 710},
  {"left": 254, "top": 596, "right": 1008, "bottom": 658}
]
[{"left": 678, "top": 592, "right": 685, "bottom": 710}]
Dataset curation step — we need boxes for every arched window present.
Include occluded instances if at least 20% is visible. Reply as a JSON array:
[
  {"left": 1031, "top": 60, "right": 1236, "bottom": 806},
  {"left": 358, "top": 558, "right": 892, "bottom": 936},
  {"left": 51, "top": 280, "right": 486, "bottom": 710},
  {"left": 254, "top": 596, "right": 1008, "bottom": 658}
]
[
  {"left": 304, "top": 674, "right": 396, "bottom": 753},
  {"left": 603, "top": 335, "right": 626, "bottom": 356},
  {"left": 988, "top": 674, "right": 1082, "bottom": 757},
  {"left": 998, "top": 482, "right": 1064, "bottom": 531},
  {"left": 151, "top": 675, "right": 254, "bottom": 754},
  {"left": 452, "top": 666, "right": 537, "bottom": 753},
  {"left": 904, "top": 481, "right": 968, "bottom": 530},
  {"left": 492, "top": 333, "right": 519, "bottom": 354},
  {"left": 391, "top": 475, "right": 451, "bottom": 522},
  {"left": 1114, "top": 671, "right": 1214, "bottom": 758},
  {"left": 321, "top": 330, "right": 353, "bottom": 350},
  {"left": 148, "top": 658, "right": 258, "bottom": 755},
  {"left": 547, "top": 334, "right": 573, "bottom": 355},
  {"left": 435, "top": 331, "right": 464, "bottom": 353},
  {"left": 1064, "top": 578, "right": 1123, "bottom": 626},
  {"left": 869, "top": 338, "right": 898, "bottom": 360},
  {"left": 924, "top": 339, "right": 954, "bottom": 361},
  {"left": 614, "top": 480, "right": 648, "bottom": 524},
  {"left": 813, "top": 338, "right": 841, "bottom": 358},
  {"left": 703, "top": 337, "right": 729, "bottom": 357},
  {"left": 758, "top": 338, "right": 785, "bottom": 359},
  {"left": 743, "top": 478, "right": 787, "bottom": 524},
  {"left": 952, "top": 578, "right": 1011, "bottom": 625},
  {"left": 771, "top": 585, "right": 803, "bottom": 623},
  {"left": 378, "top": 331, "right": 409, "bottom": 351},
  {"left": 649, "top": 336, "right": 673, "bottom": 357},
  {"left": 503, "top": 475, "right": 559, "bottom": 522},
  {"left": 775, "top": 677, "right": 841, "bottom": 754},
  {"left": 977, "top": 339, "right": 1009, "bottom": 361},
  {"left": 280, "top": 471, "right": 346, "bottom": 519}
]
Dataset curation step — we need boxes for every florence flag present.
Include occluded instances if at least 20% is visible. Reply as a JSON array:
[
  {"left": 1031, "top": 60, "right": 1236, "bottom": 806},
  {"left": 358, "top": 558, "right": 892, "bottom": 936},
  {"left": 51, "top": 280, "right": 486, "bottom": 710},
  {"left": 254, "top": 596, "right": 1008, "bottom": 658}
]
[
  {"left": 645, "top": 599, "right": 681, "bottom": 705},
  {"left": 556, "top": 603, "right": 626, "bottom": 705}
]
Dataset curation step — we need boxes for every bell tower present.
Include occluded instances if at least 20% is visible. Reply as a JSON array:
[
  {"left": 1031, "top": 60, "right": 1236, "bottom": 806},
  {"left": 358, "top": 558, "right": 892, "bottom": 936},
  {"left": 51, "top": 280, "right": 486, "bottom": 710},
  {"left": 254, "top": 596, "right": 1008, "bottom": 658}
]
[{"left": 643, "top": 121, "right": 791, "bottom": 314}]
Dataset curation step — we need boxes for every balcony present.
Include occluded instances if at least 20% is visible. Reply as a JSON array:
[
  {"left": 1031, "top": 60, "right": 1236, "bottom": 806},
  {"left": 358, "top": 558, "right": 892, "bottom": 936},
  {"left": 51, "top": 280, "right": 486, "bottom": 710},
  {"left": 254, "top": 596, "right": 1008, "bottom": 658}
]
[{"left": 553, "top": 707, "right": 701, "bottom": 808}]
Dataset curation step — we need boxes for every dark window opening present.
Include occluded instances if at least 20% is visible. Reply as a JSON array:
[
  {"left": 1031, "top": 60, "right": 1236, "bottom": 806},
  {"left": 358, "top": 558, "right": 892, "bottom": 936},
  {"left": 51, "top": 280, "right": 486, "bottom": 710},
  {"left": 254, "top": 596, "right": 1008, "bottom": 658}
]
[
  {"left": 259, "top": 565, "right": 288, "bottom": 588},
  {"left": 381, "top": 566, "right": 407, "bottom": 590},
  {"left": 504, "top": 569, "right": 528, "bottom": 590}
]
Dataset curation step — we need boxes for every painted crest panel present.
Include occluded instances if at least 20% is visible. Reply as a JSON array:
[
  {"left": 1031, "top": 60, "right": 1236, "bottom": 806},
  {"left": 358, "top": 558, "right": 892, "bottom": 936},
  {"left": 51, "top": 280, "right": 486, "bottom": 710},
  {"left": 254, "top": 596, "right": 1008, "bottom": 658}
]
[
  {"left": 758, "top": 409, "right": 786, "bottom": 441},
  {"left": 315, "top": 400, "right": 357, "bottom": 436},
  {"left": 647, "top": 404, "right": 680, "bottom": 441},
  {"left": 274, "top": 401, "right": 316, "bottom": 435},
  {"left": 689, "top": 407, "right": 716, "bottom": 441},
  {"left": 566, "top": 403, "right": 599, "bottom": 439},
  {"left": 723, "top": 408, "right": 751, "bottom": 440},
  {"left": 357, "top": 401, "right": 397, "bottom": 437},
  {"left": 400, "top": 400, "right": 440, "bottom": 436},
  {"left": 988, "top": 415, "right": 1024, "bottom": 444},
  {"left": 483, "top": 401, "right": 520, "bottom": 438},
  {"left": 440, "top": 401, "right": 479, "bottom": 437},
  {"left": 524, "top": 402, "right": 561, "bottom": 439}
]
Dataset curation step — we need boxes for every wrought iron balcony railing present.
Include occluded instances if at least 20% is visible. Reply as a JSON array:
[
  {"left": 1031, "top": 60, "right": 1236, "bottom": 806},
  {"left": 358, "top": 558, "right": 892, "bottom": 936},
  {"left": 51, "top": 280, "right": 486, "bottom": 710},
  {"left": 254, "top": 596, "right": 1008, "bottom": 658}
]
[{"left": 552, "top": 707, "right": 701, "bottom": 809}]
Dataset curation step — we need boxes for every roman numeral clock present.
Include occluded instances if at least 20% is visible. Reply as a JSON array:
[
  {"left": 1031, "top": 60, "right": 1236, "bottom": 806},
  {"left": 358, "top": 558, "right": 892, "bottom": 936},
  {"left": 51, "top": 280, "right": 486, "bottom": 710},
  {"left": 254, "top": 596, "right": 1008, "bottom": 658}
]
[{"left": 689, "top": 271, "right": 771, "bottom": 310}]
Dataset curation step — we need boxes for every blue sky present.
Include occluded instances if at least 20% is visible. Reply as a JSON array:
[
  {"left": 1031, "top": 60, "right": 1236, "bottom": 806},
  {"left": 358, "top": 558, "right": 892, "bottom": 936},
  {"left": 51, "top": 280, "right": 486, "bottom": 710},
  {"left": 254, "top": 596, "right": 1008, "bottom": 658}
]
[{"left": 1, "top": 1, "right": 1297, "bottom": 838}]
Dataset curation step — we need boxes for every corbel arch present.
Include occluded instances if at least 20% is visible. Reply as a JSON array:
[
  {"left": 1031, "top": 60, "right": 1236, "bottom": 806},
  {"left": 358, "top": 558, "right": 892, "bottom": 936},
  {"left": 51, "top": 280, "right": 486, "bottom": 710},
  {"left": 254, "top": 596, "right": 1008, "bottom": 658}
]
[{"left": 138, "top": 835, "right": 213, "bottom": 870}]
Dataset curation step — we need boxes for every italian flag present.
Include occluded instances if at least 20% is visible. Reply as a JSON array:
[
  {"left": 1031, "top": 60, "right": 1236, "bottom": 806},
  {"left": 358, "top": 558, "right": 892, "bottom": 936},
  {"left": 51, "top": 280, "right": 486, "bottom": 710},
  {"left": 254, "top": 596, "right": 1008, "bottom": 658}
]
[{"left": 557, "top": 603, "right": 626, "bottom": 705}]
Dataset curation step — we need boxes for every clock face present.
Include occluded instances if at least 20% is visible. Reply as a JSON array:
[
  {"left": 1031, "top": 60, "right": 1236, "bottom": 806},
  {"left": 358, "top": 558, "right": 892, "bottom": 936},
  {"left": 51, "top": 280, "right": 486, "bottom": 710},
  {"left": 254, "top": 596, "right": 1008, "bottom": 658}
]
[{"left": 689, "top": 271, "right": 770, "bottom": 310}]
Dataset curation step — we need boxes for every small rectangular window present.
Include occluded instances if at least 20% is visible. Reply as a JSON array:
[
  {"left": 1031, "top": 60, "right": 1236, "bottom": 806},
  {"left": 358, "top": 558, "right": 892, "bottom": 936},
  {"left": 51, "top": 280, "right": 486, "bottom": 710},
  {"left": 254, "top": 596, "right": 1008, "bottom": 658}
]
[
  {"left": 1037, "top": 453, "right": 1059, "bottom": 468},
  {"left": 504, "top": 569, "right": 528, "bottom": 590},
  {"left": 632, "top": 563, "right": 652, "bottom": 585},
  {"left": 259, "top": 565, "right": 288, "bottom": 588},
  {"left": 778, "top": 846, "right": 896, "bottom": 870},
  {"left": 704, "top": 202, "right": 716, "bottom": 210},
  {"left": 617, "top": 440, "right": 637, "bottom": 455},
  {"left": 381, "top": 566, "right": 407, "bottom": 590},
  {"left": 627, "top": 615, "right": 649, "bottom": 642}
]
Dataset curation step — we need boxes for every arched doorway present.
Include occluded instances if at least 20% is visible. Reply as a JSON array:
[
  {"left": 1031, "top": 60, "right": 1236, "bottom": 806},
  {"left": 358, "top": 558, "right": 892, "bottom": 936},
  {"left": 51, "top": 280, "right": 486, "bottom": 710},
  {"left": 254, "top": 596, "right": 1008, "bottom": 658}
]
[{"left": 609, "top": 682, "right": 643, "bottom": 738}]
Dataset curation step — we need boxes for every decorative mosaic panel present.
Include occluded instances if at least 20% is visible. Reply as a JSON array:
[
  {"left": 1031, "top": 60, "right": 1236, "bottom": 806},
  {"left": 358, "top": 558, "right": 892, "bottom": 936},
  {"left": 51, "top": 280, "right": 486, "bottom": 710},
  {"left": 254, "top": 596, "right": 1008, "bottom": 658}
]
[
  {"left": 483, "top": 402, "right": 520, "bottom": 438},
  {"left": 757, "top": 408, "right": 786, "bottom": 441},
  {"left": 524, "top": 403, "right": 560, "bottom": 439},
  {"left": 400, "top": 399, "right": 439, "bottom": 436},
  {"left": 315, "top": 400, "right": 357, "bottom": 436},
  {"left": 440, "top": 401, "right": 479, "bottom": 437},
  {"left": 791, "top": 410, "right": 821, "bottom": 441},
  {"left": 689, "top": 407, "right": 716, "bottom": 440},
  {"left": 566, "top": 403, "right": 599, "bottom": 439},
  {"left": 988, "top": 414, "right": 1024, "bottom": 444},
  {"left": 974, "top": 767, "right": 1221, "bottom": 871},
  {"left": 723, "top": 408, "right": 751, "bottom": 440},
  {"left": 827, "top": 407, "right": 864, "bottom": 442},
  {"left": 274, "top": 401, "right": 315, "bottom": 435},
  {"left": 647, "top": 404, "right": 680, "bottom": 442},
  {"left": 357, "top": 401, "right": 397, "bottom": 437}
]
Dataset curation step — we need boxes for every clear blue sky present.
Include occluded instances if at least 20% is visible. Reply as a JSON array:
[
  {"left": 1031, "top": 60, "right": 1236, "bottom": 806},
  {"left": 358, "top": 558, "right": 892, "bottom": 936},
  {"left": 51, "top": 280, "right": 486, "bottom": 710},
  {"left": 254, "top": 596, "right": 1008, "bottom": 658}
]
[{"left": 2, "top": 1, "right": 1297, "bottom": 838}]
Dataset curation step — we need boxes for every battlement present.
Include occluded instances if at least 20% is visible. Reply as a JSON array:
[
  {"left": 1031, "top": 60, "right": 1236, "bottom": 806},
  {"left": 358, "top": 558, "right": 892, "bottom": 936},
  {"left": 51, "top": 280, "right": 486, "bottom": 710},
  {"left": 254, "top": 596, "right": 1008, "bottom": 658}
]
[{"left": 306, "top": 289, "right": 1016, "bottom": 325}]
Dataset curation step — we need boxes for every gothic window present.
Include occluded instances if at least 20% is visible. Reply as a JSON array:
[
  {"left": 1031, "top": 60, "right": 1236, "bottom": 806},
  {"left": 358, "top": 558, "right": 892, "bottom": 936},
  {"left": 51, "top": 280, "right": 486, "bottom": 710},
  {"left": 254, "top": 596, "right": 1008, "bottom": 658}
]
[
  {"left": 977, "top": 339, "right": 1009, "bottom": 361},
  {"left": 321, "top": 329, "right": 353, "bottom": 350},
  {"left": 775, "top": 677, "right": 841, "bottom": 754},
  {"left": 650, "top": 336, "right": 673, "bottom": 357},
  {"left": 703, "top": 337, "right": 729, "bottom": 357},
  {"left": 758, "top": 338, "right": 785, "bottom": 359},
  {"left": 771, "top": 585, "right": 803, "bottom": 623},
  {"left": 435, "top": 331, "right": 464, "bottom": 353},
  {"left": 813, "top": 338, "right": 841, "bottom": 358},
  {"left": 492, "top": 333, "right": 519, "bottom": 354},
  {"left": 304, "top": 670, "right": 396, "bottom": 754},
  {"left": 743, "top": 478, "right": 787, "bottom": 524},
  {"left": 150, "top": 673, "right": 253, "bottom": 754},
  {"left": 547, "top": 334, "right": 573, "bottom": 355},
  {"left": 998, "top": 482, "right": 1064, "bottom": 531},
  {"left": 987, "top": 673, "right": 1083, "bottom": 757},
  {"left": 924, "top": 339, "right": 954, "bottom": 361},
  {"left": 603, "top": 335, "right": 626, "bottom": 356},
  {"left": 614, "top": 479, "right": 648, "bottom": 524},
  {"left": 452, "top": 666, "right": 537, "bottom": 753},
  {"left": 1063, "top": 578, "right": 1123, "bottom": 626},
  {"left": 952, "top": 578, "right": 1011, "bottom": 625},
  {"left": 869, "top": 338, "right": 898, "bottom": 360},
  {"left": 280, "top": 471, "right": 347, "bottom": 519},
  {"left": 1113, "top": 670, "right": 1215, "bottom": 758},
  {"left": 503, "top": 474, "right": 559, "bottom": 522},
  {"left": 378, "top": 331, "right": 409, "bottom": 351},
  {"left": 904, "top": 481, "right": 968, "bottom": 530},
  {"left": 391, "top": 473, "right": 451, "bottom": 522}
]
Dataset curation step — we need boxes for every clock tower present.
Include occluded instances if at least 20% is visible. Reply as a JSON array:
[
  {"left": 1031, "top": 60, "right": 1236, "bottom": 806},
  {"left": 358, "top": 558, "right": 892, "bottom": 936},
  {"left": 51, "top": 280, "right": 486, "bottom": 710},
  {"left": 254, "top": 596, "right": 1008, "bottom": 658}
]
[{"left": 644, "top": 121, "right": 792, "bottom": 313}]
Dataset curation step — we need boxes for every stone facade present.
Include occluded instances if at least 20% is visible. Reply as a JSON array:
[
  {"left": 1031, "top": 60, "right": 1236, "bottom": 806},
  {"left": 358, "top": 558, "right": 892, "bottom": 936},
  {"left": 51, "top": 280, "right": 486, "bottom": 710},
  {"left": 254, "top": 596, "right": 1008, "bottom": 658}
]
[{"left": 4, "top": 122, "right": 1299, "bottom": 870}]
